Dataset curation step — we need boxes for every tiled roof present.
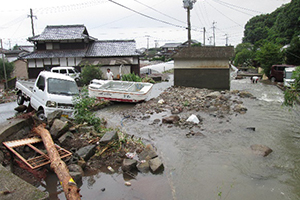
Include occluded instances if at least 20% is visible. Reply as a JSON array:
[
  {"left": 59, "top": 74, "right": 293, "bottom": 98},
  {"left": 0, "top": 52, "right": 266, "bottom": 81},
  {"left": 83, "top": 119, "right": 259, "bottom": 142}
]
[
  {"left": 18, "top": 46, "right": 34, "bottom": 52},
  {"left": 161, "top": 43, "right": 182, "bottom": 48},
  {"left": 22, "top": 49, "right": 87, "bottom": 59},
  {"left": 173, "top": 46, "right": 234, "bottom": 59},
  {"left": 28, "top": 25, "right": 95, "bottom": 41},
  {"left": 86, "top": 40, "right": 140, "bottom": 57}
]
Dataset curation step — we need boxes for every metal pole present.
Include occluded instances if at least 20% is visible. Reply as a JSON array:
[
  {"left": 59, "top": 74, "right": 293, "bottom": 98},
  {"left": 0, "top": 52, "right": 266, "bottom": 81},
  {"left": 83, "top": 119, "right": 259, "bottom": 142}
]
[
  {"left": 29, "top": 8, "right": 35, "bottom": 37},
  {"left": 203, "top": 27, "right": 206, "bottom": 46},
  {"left": 0, "top": 39, "right": 9, "bottom": 89},
  {"left": 187, "top": 7, "right": 191, "bottom": 47},
  {"left": 212, "top": 21, "right": 216, "bottom": 46}
]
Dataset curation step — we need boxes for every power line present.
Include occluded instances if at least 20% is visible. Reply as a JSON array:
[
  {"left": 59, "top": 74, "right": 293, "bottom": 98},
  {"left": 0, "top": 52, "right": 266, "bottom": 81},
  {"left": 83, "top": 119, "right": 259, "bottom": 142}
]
[
  {"left": 206, "top": 1, "right": 243, "bottom": 27},
  {"left": 133, "top": 0, "right": 186, "bottom": 25},
  {"left": 211, "top": 0, "right": 263, "bottom": 15},
  {"left": 108, "top": 0, "right": 186, "bottom": 29}
]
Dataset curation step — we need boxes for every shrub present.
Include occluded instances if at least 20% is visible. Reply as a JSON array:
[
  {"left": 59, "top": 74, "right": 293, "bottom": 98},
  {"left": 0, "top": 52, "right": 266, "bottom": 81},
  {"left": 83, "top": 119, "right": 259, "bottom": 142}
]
[
  {"left": 121, "top": 73, "right": 142, "bottom": 82},
  {"left": 72, "top": 87, "right": 102, "bottom": 132},
  {"left": 80, "top": 64, "right": 103, "bottom": 85}
]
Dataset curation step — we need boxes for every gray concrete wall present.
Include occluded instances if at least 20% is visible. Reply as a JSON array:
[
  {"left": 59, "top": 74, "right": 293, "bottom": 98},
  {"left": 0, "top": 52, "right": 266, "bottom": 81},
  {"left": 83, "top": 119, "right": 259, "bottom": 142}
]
[{"left": 174, "top": 68, "right": 230, "bottom": 90}]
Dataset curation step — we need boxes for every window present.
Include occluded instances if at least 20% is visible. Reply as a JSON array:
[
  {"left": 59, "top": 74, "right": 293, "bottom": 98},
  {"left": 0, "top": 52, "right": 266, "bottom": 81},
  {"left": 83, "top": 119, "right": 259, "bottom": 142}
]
[
  {"left": 60, "top": 69, "right": 67, "bottom": 74},
  {"left": 46, "top": 43, "right": 53, "bottom": 50},
  {"left": 36, "top": 76, "right": 45, "bottom": 91}
]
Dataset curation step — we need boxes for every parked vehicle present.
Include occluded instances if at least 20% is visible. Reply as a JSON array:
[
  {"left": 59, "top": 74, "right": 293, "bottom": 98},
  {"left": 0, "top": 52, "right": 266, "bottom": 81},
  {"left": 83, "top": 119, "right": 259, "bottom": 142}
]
[
  {"left": 15, "top": 71, "right": 79, "bottom": 120},
  {"left": 269, "top": 64, "right": 295, "bottom": 82},
  {"left": 51, "top": 66, "right": 81, "bottom": 82},
  {"left": 284, "top": 67, "right": 296, "bottom": 88},
  {"left": 88, "top": 79, "right": 153, "bottom": 102}
]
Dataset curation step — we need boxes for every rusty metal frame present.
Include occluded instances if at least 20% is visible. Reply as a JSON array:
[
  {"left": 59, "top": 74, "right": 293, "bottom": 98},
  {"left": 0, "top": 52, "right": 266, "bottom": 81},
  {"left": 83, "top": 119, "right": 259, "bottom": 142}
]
[{"left": 3, "top": 137, "right": 72, "bottom": 169}]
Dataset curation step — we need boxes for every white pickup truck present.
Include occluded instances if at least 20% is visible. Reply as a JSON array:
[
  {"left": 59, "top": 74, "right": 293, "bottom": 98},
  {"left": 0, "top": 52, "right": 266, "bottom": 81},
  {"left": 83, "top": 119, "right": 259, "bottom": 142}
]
[{"left": 15, "top": 71, "right": 79, "bottom": 120}]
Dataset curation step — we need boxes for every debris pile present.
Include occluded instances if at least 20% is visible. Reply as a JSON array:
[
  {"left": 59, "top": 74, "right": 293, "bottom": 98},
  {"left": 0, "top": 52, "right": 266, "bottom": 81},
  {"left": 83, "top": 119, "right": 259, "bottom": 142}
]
[
  {"left": 1, "top": 109, "right": 164, "bottom": 190},
  {"left": 124, "top": 86, "right": 256, "bottom": 129}
]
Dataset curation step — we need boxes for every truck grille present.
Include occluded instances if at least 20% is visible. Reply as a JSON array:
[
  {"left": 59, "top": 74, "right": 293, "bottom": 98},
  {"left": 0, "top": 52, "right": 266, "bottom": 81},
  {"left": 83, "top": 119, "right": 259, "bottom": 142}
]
[{"left": 57, "top": 103, "right": 74, "bottom": 109}]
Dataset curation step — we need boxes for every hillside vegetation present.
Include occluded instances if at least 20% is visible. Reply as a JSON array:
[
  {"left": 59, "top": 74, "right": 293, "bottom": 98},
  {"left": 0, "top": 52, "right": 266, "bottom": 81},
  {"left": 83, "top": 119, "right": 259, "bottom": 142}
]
[{"left": 234, "top": 0, "right": 300, "bottom": 73}]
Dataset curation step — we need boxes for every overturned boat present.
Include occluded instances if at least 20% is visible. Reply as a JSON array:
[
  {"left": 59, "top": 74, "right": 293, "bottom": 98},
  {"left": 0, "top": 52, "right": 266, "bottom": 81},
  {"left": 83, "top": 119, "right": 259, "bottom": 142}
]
[{"left": 88, "top": 79, "right": 153, "bottom": 102}]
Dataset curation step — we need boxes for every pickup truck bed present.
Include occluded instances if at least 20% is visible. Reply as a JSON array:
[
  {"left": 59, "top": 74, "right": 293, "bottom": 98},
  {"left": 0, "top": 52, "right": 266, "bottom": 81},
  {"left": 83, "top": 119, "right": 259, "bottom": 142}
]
[{"left": 15, "top": 80, "right": 35, "bottom": 100}]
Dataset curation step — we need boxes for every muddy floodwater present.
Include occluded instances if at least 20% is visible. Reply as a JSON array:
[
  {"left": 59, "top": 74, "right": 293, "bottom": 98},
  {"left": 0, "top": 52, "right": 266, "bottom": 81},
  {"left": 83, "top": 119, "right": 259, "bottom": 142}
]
[{"left": 50, "top": 76, "right": 300, "bottom": 200}]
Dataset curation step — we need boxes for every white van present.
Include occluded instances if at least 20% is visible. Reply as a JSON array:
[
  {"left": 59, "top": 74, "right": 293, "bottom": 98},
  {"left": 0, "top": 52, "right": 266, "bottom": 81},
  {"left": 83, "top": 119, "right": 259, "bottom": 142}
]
[
  {"left": 51, "top": 66, "right": 80, "bottom": 82},
  {"left": 283, "top": 67, "right": 296, "bottom": 88}
]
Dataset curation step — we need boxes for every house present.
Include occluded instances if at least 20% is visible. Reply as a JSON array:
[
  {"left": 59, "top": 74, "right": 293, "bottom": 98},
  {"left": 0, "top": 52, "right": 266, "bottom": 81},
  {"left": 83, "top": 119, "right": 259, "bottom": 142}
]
[
  {"left": 160, "top": 40, "right": 200, "bottom": 58},
  {"left": 1, "top": 46, "right": 34, "bottom": 79},
  {"left": 173, "top": 46, "right": 234, "bottom": 90},
  {"left": 80, "top": 40, "right": 140, "bottom": 79},
  {"left": 23, "top": 25, "right": 140, "bottom": 79},
  {"left": 160, "top": 43, "right": 182, "bottom": 57}
]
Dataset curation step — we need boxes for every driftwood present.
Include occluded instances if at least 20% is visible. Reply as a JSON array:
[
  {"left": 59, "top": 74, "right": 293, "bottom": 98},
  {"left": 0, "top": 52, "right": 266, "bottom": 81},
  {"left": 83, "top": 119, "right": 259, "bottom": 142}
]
[{"left": 32, "top": 124, "right": 81, "bottom": 200}]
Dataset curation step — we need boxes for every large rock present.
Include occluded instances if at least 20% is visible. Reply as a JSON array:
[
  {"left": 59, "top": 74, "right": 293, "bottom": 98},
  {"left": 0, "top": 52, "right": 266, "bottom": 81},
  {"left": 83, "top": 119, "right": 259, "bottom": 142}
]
[
  {"left": 149, "top": 157, "right": 163, "bottom": 173},
  {"left": 58, "top": 131, "right": 74, "bottom": 144},
  {"left": 100, "top": 131, "right": 118, "bottom": 144},
  {"left": 239, "top": 91, "right": 254, "bottom": 98},
  {"left": 75, "top": 145, "right": 96, "bottom": 161},
  {"left": 138, "top": 144, "right": 158, "bottom": 160},
  {"left": 137, "top": 161, "right": 150, "bottom": 173},
  {"left": 122, "top": 159, "right": 137, "bottom": 172},
  {"left": 50, "top": 119, "right": 70, "bottom": 139},
  {"left": 68, "top": 164, "right": 84, "bottom": 176},
  {"left": 162, "top": 115, "right": 180, "bottom": 124},
  {"left": 234, "top": 104, "right": 248, "bottom": 113},
  {"left": 47, "top": 110, "right": 63, "bottom": 126},
  {"left": 14, "top": 105, "right": 27, "bottom": 113},
  {"left": 206, "top": 91, "right": 221, "bottom": 99},
  {"left": 250, "top": 144, "right": 273, "bottom": 157}
]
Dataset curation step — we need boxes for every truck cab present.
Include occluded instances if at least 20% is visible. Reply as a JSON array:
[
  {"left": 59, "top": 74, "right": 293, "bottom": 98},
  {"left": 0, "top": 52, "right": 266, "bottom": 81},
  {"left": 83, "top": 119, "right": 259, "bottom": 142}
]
[{"left": 16, "top": 71, "right": 79, "bottom": 120}]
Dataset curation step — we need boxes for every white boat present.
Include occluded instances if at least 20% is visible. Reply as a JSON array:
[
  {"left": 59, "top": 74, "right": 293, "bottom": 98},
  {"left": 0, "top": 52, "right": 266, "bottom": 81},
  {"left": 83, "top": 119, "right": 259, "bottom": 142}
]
[{"left": 88, "top": 79, "right": 153, "bottom": 102}]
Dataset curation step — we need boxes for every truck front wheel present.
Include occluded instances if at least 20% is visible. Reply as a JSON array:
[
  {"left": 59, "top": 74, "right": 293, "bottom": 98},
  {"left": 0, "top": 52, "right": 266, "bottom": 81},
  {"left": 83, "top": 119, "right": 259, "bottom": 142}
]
[
  {"left": 17, "top": 93, "right": 25, "bottom": 105},
  {"left": 36, "top": 110, "right": 46, "bottom": 122}
]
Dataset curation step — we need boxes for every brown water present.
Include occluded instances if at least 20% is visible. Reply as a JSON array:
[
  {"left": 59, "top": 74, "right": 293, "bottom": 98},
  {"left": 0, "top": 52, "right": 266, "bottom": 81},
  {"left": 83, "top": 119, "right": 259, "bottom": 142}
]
[{"left": 48, "top": 77, "right": 300, "bottom": 200}]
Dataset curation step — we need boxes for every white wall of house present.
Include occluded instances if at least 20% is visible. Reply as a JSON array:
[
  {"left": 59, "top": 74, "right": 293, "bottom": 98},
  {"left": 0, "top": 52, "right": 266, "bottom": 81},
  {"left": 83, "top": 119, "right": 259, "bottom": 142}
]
[{"left": 28, "top": 57, "right": 83, "bottom": 68}]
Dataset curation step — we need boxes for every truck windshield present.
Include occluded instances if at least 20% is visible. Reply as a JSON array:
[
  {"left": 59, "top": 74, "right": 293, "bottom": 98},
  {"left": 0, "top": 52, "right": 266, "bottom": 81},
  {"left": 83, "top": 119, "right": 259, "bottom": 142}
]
[
  {"left": 285, "top": 72, "right": 293, "bottom": 79},
  {"left": 48, "top": 78, "right": 79, "bottom": 96}
]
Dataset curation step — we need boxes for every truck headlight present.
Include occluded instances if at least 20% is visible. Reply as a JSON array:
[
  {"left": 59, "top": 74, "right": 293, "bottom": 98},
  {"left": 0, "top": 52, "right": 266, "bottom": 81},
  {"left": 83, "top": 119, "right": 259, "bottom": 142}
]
[{"left": 46, "top": 101, "right": 57, "bottom": 107}]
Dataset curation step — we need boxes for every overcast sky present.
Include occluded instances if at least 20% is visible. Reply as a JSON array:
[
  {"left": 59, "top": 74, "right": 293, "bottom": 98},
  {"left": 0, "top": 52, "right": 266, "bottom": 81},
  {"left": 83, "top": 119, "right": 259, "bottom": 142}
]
[{"left": 0, "top": 0, "right": 291, "bottom": 49}]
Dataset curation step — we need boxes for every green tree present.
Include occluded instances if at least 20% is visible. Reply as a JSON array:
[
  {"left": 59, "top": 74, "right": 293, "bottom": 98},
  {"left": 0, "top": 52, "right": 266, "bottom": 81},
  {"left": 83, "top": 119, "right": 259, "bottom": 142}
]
[
  {"left": 80, "top": 64, "right": 103, "bottom": 85},
  {"left": 0, "top": 59, "right": 14, "bottom": 80},
  {"left": 233, "top": 43, "right": 255, "bottom": 67},
  {"left": 285, "top": 36, "right": 300, "bottom": 65},
  {"left": 283, "top": 66, "right": 300, "bottom": 107},
  {"left": 255, "top": 42, "right": 284, "bottom": 77},
  {"left": 12, "top": 44, "right": 19, "bottom": 50}
]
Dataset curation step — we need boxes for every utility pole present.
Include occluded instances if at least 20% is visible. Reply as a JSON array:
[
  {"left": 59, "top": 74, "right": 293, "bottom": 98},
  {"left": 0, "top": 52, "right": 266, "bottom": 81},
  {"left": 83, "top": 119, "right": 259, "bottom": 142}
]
[
  {"left": 212, "top": 21, "right": 216, "bottom": 46},
  {"left": 187, "top": 7, "right": 191, "bottom": 47},
  {"left": 28, "top": 8, "right": 37, "bottom": 37},
  {"left": 145, "top": 35, "right": 150, "bottom": 55},
  {"left": 183, "top": 0, "right": 197, "bottom": 47},
  {"left": 0, "top": 39, "right": 8, "bottom": 89},
  {"left": 203, "top": 27, "right": 206, "bottom": 46},
  {"left": 224, "top": 34, "right": 228, "bottom": 46}
]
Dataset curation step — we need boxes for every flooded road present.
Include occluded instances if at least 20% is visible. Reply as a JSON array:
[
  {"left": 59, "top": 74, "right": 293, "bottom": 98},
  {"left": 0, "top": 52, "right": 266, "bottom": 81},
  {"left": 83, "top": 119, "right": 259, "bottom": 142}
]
[{"left": 87, "top": 77, "right": 300, "bottom": 200}]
